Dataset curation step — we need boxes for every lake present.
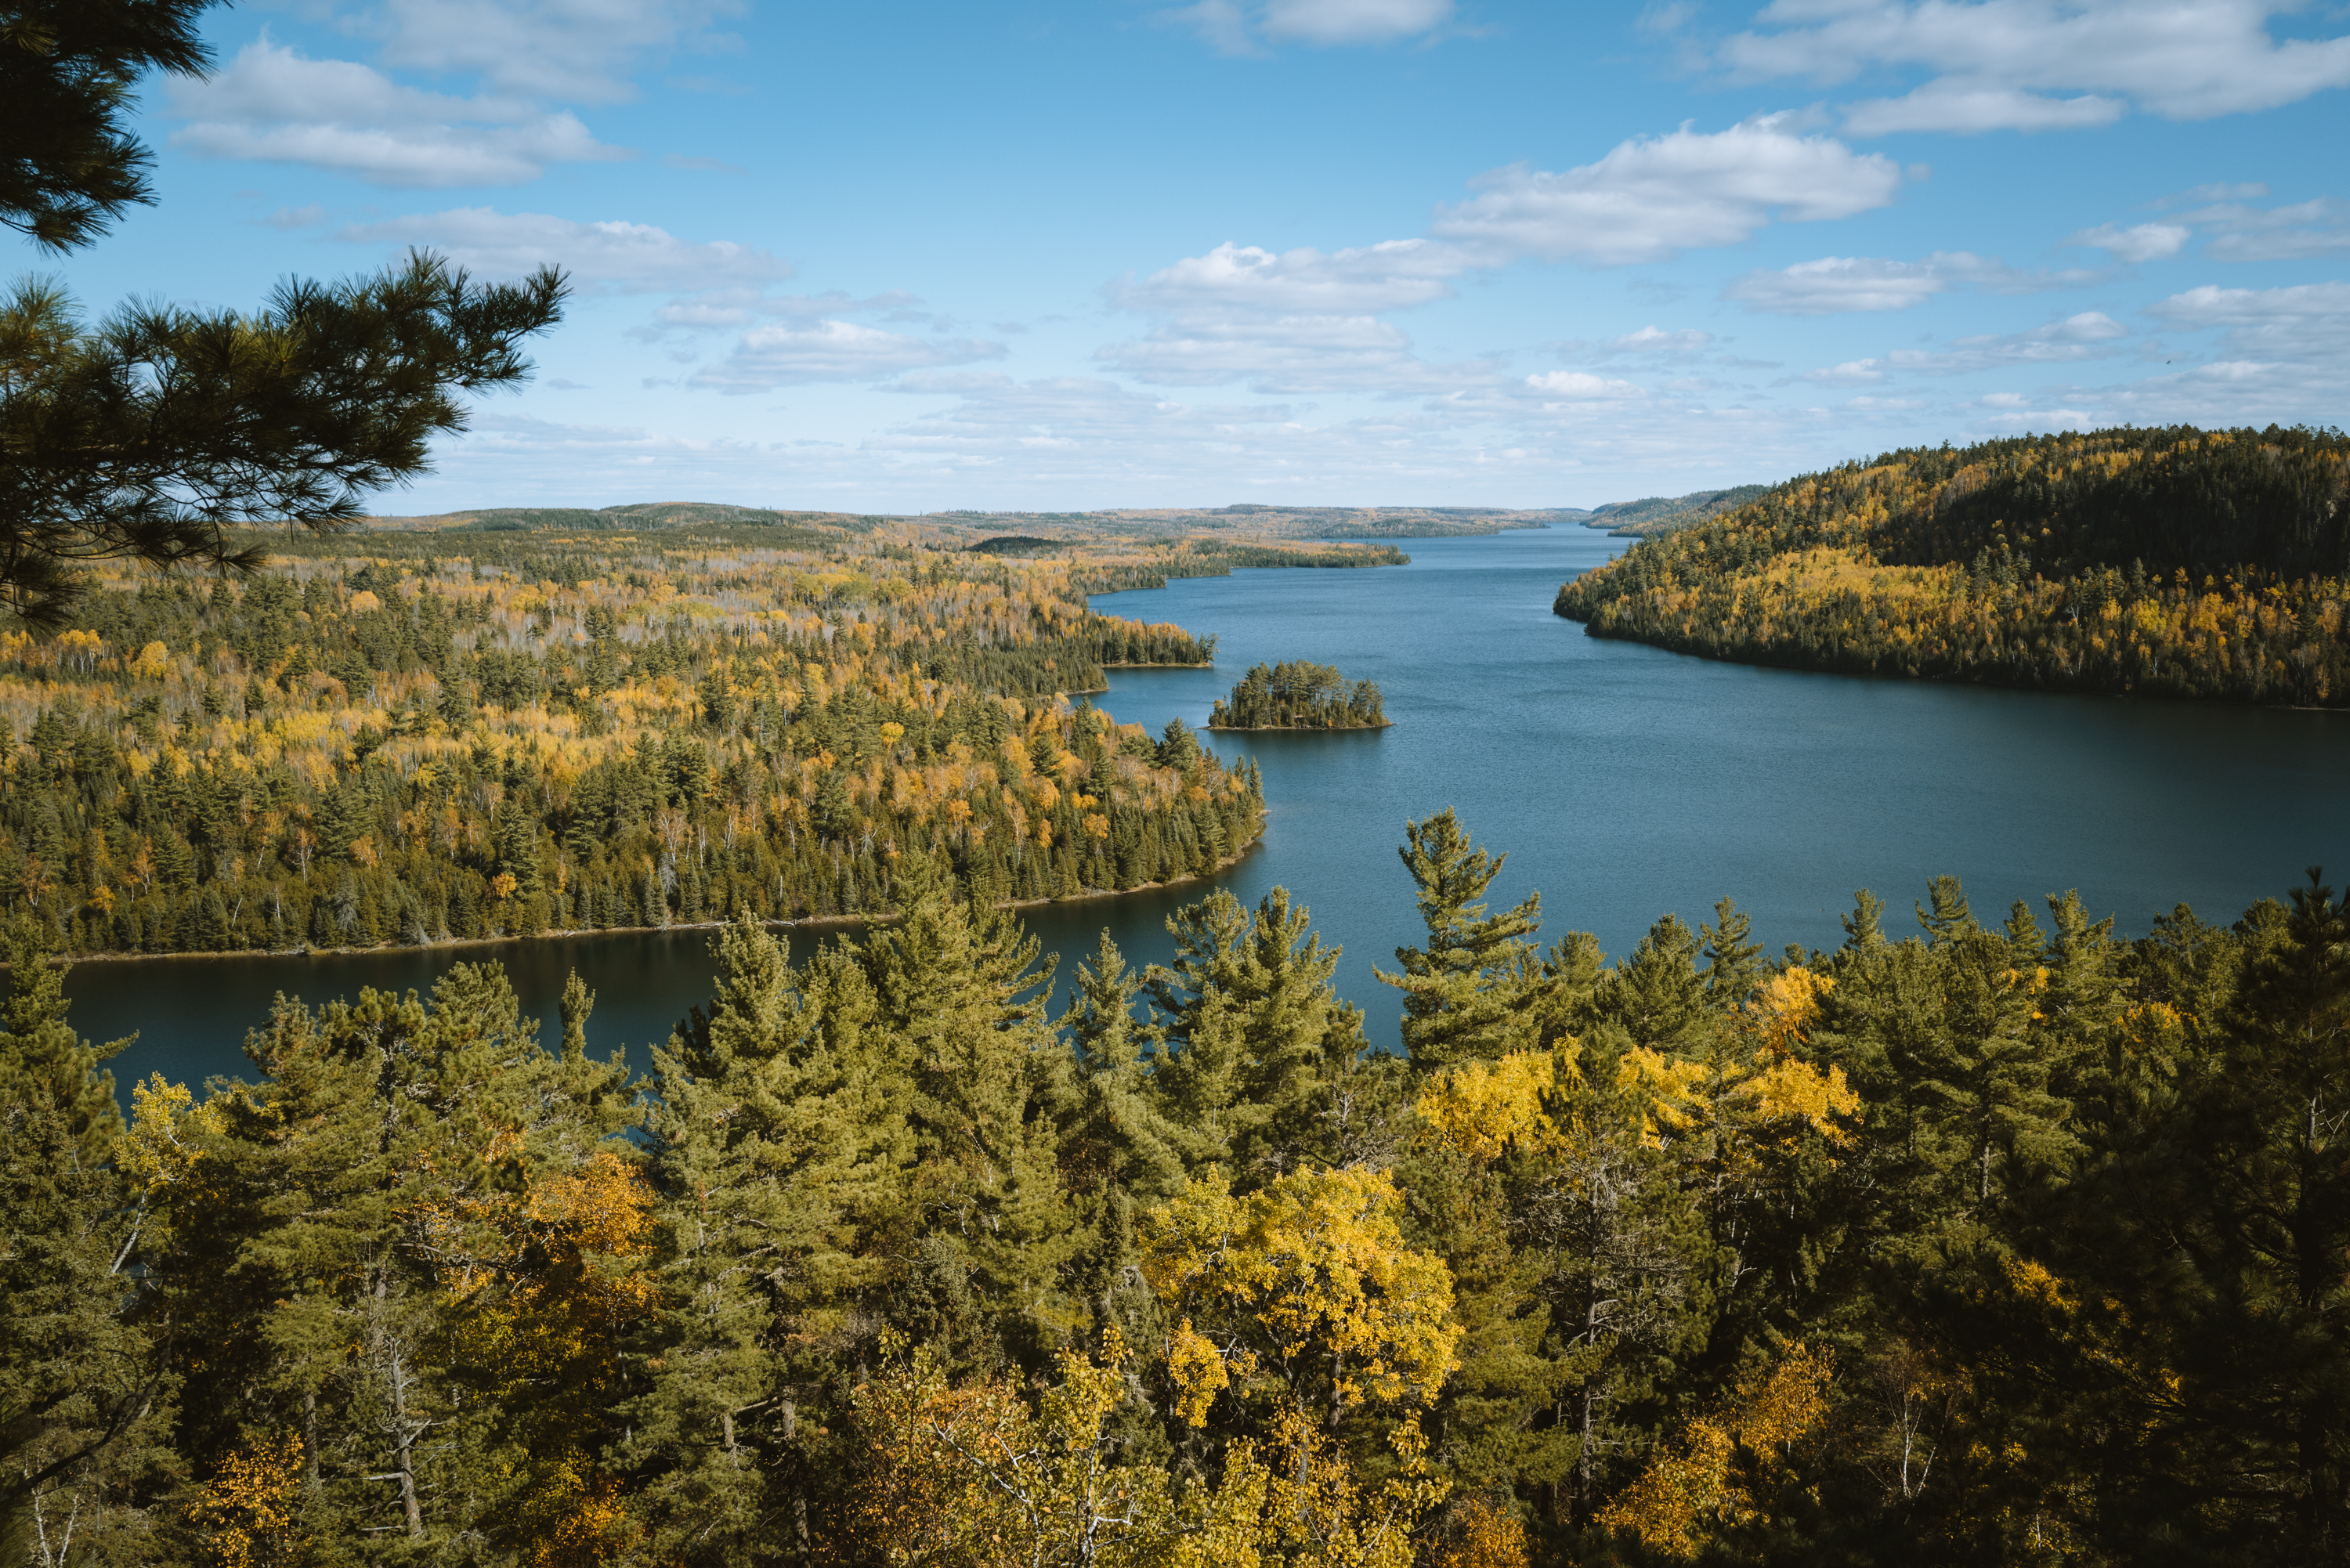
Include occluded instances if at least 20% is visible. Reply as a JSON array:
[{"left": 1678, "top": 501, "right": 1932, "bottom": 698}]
[{"left": 67, "top": 526, "right": 2350, "bottom": 1096}]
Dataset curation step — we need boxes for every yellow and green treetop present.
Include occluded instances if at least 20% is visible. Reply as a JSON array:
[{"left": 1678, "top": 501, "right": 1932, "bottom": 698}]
[
  {"left": 0, "top": 515, "right": 1335, "bottom": 954},
  {"left": 1555, "top": 425, "right": 2350, "bottom": 705}
]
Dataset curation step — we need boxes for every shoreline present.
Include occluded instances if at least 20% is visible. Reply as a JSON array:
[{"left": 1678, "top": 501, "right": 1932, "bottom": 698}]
[
  {"left": 1206, "top": 721, "right": 1392, "bottom": 732},
  {"left": 34, "top": 833, "right": 1267, "bottom": 969}
]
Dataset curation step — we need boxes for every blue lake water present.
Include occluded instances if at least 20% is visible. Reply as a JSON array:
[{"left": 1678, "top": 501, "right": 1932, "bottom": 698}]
[{"left": 67, "top": 526, "right": 2350, "bottom": 1096}]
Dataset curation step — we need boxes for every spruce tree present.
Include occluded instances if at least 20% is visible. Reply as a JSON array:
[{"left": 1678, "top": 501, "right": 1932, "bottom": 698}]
[{"left": 1377, "top": 809, "right": 1542, "bottom": 1071}]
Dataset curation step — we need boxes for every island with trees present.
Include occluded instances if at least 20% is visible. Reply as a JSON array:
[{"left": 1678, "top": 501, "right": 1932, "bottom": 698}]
[
  {"left": 1209, "top": 659, "right": 1390, "bottom": 730},
  {"left": 1555, "top": 424, "right": 2350, "bottom": 705}
]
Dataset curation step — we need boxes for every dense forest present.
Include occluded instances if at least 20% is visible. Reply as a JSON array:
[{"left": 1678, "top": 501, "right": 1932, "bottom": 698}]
[
  {"left": 1209, "top": 661, "right": 1390, "bottom": 730},
  {"left": 0, "top": 519, "right": 1282, "bottom": 956},
  {"left": 1554, "top": 425, "right": 2350, "bottom": 704},
  {"left": 5, "top": 813, "right": 2346, "bottom": 1564}
]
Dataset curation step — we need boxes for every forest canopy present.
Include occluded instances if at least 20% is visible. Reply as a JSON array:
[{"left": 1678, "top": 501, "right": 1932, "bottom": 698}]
[
  {"left": 1209, "top": 660, "right": 1389, "bottom": 730},
  {"left": 1554, "top": 425, "right": 2350, "bottom": 705},
  {"left": 0, "top": 521, "right": 1266, "bottom": 956},
  {"left": 5, "top": 815, "right": 2347, "bottom": 1563}
]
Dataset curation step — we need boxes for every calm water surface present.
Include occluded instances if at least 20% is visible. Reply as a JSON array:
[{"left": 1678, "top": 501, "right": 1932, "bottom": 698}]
[{"left": 70, "top": 528, "right": 2350, "bottom": 1097}]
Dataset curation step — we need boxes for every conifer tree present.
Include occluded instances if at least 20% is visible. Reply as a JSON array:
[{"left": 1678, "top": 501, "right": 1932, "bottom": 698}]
[
  {"left": 1377, "top": 810, "right": 1542, "bottom": 1072},
  {"left": 0, "top": 924, "right": 169, "bottom": 1555}
]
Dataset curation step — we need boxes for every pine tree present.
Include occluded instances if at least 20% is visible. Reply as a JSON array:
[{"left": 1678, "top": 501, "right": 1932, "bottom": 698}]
[
  {"left": 1377, "top": 810, "right": 1542, "bottom": 1072},
  {"left": 0, "top": 923, "right": 172, "bottom": 1556}
]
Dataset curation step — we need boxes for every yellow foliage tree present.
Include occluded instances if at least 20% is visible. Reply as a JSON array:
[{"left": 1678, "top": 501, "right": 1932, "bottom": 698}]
[
  {"left": 1596, "top": 1343, "right": 1835, "bottom": 1557},
  {"left": 1139, "top": 1165, "right": 1462, "bottom": 1433}
]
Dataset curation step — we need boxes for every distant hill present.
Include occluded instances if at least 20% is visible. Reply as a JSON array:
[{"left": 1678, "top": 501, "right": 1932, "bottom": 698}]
[
  {"left": 931, "top": 504, "right": 1589, "bottom": 540},
  {"left": 1554, "top": 425, "right": 2350, "bottom": 706},
  {"left": 360, "top": 501, "right": 895, "bottom": 533},
  {"left": 1582, "top": 486, "right": 1772, "bottom": 538},
  {"left": 363, "top": 501, "right": 1589, "bottom": 542}
]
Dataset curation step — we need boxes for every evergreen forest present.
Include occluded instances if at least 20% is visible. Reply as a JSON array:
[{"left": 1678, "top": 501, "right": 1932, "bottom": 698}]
[
  {"left": 5, "top": 814, "right": 2348, "bottom": 1565},
  {"left": 0, "top": 518, "right": 1324, "bottom": 956},
  {"left": 1553, "top": 425, "right": 2350, "bottom": 704},
  {"left": 1209, "top": 661, "right": 1390, "bottom": 730}
]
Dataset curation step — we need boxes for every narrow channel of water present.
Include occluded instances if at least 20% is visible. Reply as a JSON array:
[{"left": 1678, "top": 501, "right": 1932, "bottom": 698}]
[{"left": 66, "top": 527, "right": 2350, "bottom": 1098}]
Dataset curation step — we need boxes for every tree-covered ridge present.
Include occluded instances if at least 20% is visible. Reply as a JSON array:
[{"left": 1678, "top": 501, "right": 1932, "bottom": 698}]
[
  {"left": 1209, "top": 660, "right": 1390, "bottom": 730},
  {"left": 1583, "top": 485, "right": 1771, "bottom": 539},
  {"left": 0, "top": 524, "right": 1263, "bottom": 956},
  {"left": 10, "top": 816, "right": 2350, "bottom": 1563},
  {"left": 1554, "top": 425, "right": 2350, "bottom": 704}
]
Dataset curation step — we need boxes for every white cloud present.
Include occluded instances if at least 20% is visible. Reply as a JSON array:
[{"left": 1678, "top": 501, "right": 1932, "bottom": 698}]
[
  {"left": 1884, "top": 311, "right": 2130, "bottom": 374},
  {"left": 1264, "top": 0, "right": 1452, "bottom": 43},
  {"left": 2146, "top": 281, "right": 2350, "bottom": 360},
  {"left": 171, "top": 38, "right": 626, "bottom": 185},
  {"left": 337, "top": 208, "right": 790, "bottom": 290},
  {"left": 1524, "top": 370, "right": 1647, "bottom": 399},
  {"left": 689, "top": 321, "right": 1006, "bottom": 392},
  {"left": 640, "top": 289, "right": 926, "bottom": 335},
  {"left": 1112, "top": 239, "right": 1466, "bottom": 314},
  {"left": 2066, "top": 221, "right": 2193, "bottom": 262},
  {"left": 1170, "top": 0, "right": 1451, "bottom": 53},
  {"left": 2193, "top": 197, "right": 2350, "bottom": 262},
  {"left": 1430, "top": 115, "right": 1904, "bottom": 266},
  {"left": 1726, "top": 250, "right": 2097, "bottom": 313},
  {"left": 1598, "top": 325, "right": 1717, "bottom": 356},
  {"left": 1842, "top": 82, "right": 2124, "bottom": 135},
  {"left": 1723, "top": 0, "right": 2350, "bottom": 132},
  {"left": 1728, "top": 255, "right": 1950, "bottom": 313},
  {"left": 1096, "top": 313, "right": 1498, "bottom": 394},
  {"left": 374, "top": 0, "right": 743, "bottom": 104},
  {"left": 1802, "top": 359, "right": 1890, "bottom": 385}
]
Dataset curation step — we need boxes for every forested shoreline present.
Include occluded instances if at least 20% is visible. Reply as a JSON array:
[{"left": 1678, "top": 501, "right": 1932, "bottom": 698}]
[
  {"left": 7, "top": 806, "right": 2347, "bottom": 1564},
  {"left": 1555, "top": 425, "right": 2350, "bottom": 705},
  {"left": 0, "top": 521, "right": 1274, "bottom": 958}
]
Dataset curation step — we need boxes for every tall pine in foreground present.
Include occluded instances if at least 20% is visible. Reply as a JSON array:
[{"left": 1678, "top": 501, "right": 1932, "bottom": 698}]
[
  {"left": 0, "top": 922, "right": 172, "bottom": 1560},
  {"left": 1379, "top": 808, "right": 1542, "bottom": 1071}
]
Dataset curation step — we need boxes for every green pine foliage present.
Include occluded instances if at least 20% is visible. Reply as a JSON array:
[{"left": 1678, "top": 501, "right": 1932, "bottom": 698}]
[
  {"left": 1555, "top": 425, "right": 2350, "bottom": 704},
  {"left": 1208, "top": 660, "right": 1390, "bottom": 730},
  {"left": 9, "top": 821, "right": 2350, "bottom": 1563}
]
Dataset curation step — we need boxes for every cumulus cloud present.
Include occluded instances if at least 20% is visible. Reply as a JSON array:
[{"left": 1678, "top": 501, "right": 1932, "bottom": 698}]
[
  {"left": 1723, "top": 0, "right": 2350, "bottom": 132},
  {"left": 2065, "top": 221, "right": 2193, "bottom": 262},
  {"left": 1524, "top": 370, "right": 1647, "bottom": 399},
  {"left": 337, "top": 207, "right": 789, "bottom": 290},
  {"left": 171, "top": 38, "right": 626, "bottom": 185},
  {"left": 1170, "top": 0, "right": 1451, "bottom": 54},
  {"left": 1885, "top": 312, "right": 2131, "bottom": 374},
  {"left": 1430, "top": 115, "right": 1904, "bottom": 266},
  {"left": 2147, "top": 281, "right": 2350, "bottom": 360},
  {"left": 374, "top": 0, "right": 743, "bottom": 104},
  {"left": 2192, "top": 197, "right": 2350, "bottom": 262},
  {"left": 1112, "top": 240, "right": 1466, "bottom": 315},
  {"left": 1594, "top": 326, "right": 1717, "bottom": 357},
  {"left": 689, "top": 321, "right": 1006, "bottom": 392},
  {"left": 1728, "top": 255, "right": 1950, "bottom": 313},
  {"left": 1726, "top": 250, "right": 2098, "bottom": 313}
]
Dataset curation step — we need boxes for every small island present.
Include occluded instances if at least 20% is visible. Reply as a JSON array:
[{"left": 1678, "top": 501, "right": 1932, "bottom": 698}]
[{"left": 1209, "top": 659, "right": 1390, "bottom": 730}]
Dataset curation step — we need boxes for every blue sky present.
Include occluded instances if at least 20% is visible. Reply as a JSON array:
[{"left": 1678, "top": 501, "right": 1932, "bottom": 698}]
[{"left": 49, "top": 0, "right": 2350, "bottom": 511}]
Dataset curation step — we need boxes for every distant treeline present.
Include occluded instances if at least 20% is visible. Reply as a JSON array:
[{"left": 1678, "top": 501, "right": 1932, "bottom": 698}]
[
  {"left": 0, "top": 526, "right": 1258, "bottom": 956},
  {"left": 1072, "top": 542, "right": 1408, "bottom": 596},
  {"left": 1556, "top": 425, "right": 2350, "bottom": 705},
  {"left": 1209, "top": 660, "right": 1388, "bottom": 729}
]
